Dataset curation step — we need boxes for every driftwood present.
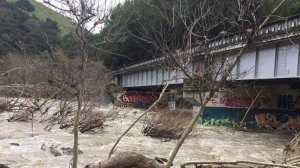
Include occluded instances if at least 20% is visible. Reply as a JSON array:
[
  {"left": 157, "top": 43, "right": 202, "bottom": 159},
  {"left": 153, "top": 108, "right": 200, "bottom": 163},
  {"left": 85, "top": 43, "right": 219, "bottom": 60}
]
[
  {"left": 61, "top": 147, "right": 83, "bottom": 155},
  {"left": 41, "top": 143, "right": 84, "bottom": 157},
  {"left": 49, "top": 146, "right": 61, "bottom": 157},
  {"left": 180, "top": 161, "right": 299, "bottom": 168},
  {"left": 85, "top": 152, "right": 165, "bottom": 168}
]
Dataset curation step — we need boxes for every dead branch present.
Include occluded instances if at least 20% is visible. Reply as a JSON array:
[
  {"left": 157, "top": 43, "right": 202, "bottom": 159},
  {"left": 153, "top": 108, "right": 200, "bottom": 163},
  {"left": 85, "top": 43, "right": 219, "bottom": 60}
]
[
  {"left": 284, "top": 133, "right": 300, "bottom": 161},
  {"left": 50, "top": 145, "right": 62, "bottom": 157},
  {"left": 41, "top": 143, "right": 84, "bottom": 157},
  {"left": 240, "top": 89, "right": 263, "bottom": 126},
  {"left": 285, "top": 156, "right": 300, "bottom": 166},
  {"left": 180, "top": 160, "right": 299, "bottom": 168},
  {"left": 61, "top": 147, "right": 83, "bottom": 155}
]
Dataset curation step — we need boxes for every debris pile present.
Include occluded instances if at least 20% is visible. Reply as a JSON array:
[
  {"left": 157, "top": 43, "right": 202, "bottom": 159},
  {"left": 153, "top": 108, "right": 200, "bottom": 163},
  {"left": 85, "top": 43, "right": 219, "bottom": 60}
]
[
  {"left": 142, "top": 109, "right": 192, "bottom": 139},
  {"left": 4, "top": 98, "right": 111, "bottom": 133}
]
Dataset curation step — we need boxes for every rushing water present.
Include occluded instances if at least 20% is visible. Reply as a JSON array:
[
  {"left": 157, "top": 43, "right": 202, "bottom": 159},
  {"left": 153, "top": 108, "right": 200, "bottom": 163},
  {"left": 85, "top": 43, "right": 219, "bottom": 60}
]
[{"left": 0, "top": 106, "right": 294, "bottom": 168}]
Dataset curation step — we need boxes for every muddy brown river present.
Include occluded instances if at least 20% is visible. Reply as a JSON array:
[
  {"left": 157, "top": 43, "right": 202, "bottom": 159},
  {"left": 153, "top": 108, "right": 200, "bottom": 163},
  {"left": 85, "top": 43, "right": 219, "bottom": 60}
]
[{"left": 0, "top": 106, "right": 294, "bottom": 168}]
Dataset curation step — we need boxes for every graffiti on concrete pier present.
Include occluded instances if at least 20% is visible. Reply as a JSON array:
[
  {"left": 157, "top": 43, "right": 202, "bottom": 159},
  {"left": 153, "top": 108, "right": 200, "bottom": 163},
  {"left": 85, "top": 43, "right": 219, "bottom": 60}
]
[
  {"left": 219, "top": 96, "right": 262, "bottom": 108},
  {"left": 255, "top": 112, "right": 300, "bottom": 129},
  {"left": 117, "top": 91, "right": 158, "bottom": 108},
  {"left": 122, "top": 92, "right": 157, "bottom": 103}
]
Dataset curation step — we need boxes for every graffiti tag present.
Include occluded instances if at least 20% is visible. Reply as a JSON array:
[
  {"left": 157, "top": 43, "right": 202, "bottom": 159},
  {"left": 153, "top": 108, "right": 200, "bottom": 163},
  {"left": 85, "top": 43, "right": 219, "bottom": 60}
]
[
  {"left": 277, "top": 95, "right": 294, "bottom": 109},
  {"left": 277, "top": 95, "right": 300, "bottom": 110},
  {"left": 118, "top": 92, "right": 158, "bottom": 109},
  {"left": 219, "top": 97, "right": 261, "bottom": 108},
  {"left": 122, "top": 92, "right": 157, "bottom": 103}
]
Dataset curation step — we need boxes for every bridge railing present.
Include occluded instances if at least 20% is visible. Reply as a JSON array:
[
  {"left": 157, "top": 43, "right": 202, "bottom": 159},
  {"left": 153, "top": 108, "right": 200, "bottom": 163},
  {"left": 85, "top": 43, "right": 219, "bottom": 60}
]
[{"left": 114, "top": 15, "right": 300, "bottom": 75}]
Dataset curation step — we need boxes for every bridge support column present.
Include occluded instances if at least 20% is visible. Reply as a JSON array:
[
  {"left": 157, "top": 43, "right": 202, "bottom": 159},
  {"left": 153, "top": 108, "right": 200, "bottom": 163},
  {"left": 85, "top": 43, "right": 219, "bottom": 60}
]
[
  {"left": 168, "top": 101, "right": 176, "bottom": 110},
  {"left": 192, "top": 106, "right": 201, "bottom": 115}
]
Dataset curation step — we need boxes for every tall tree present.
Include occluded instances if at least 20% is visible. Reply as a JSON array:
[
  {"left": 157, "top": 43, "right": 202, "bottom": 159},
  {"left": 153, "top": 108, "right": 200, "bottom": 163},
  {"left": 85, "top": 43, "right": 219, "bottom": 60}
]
[
  {"left": 42, "top": 0, "right": 124, "bottom": 167},
  {"left": 105, "top": 0, "right": 289, "bottom": 168},
  {"left": 133, "top": 0, "right": 288, "bottom": 167}
]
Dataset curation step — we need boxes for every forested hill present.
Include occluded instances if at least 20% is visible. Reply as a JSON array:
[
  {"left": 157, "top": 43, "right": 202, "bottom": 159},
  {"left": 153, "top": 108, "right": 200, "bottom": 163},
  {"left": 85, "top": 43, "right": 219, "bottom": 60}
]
[
  {"left": 7, "top": 0, "right": 75, "bottom": 35},
  {"left": 0, "top": 0, "right": 75, "bottom": 56},
  {"left": 2, "top": 0, "right": 300, "bottom": 69}
]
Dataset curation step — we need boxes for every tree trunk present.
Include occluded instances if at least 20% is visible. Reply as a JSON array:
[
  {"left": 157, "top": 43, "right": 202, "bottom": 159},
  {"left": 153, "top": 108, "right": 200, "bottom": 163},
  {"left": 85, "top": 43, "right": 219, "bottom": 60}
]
[{"left": 72, "top": 95, "right": 82, "bottom": 168}]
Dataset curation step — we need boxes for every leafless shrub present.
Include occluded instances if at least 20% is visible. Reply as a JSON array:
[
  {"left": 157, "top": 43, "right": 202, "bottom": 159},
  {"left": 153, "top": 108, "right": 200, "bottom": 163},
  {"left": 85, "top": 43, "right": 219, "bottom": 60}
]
[
  {"left": 7, "top": 96, "right": 46, "bottom": 122},
  {"left": 45, "top": 101, "right": 114, "bottom": 133},
  {"left": 142, "top": 109, "right": 193, "bottom": 139}
]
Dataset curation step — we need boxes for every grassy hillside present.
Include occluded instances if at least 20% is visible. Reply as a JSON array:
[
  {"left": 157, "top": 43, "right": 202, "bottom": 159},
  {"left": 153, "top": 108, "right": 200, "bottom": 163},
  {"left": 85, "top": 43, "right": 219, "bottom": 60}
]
[{"left": 8, "top": 0, "right": 75, "bottom": 36}]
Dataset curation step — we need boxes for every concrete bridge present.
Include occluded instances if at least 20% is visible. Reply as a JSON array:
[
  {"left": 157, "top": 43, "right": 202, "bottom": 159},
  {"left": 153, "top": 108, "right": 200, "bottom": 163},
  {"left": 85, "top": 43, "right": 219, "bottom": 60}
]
[
  {"left": 112, "top": 15, "right": 300, "bottom": 129},
  {"left": 114, "top": 15, "right": 300, "bottom": 88}
]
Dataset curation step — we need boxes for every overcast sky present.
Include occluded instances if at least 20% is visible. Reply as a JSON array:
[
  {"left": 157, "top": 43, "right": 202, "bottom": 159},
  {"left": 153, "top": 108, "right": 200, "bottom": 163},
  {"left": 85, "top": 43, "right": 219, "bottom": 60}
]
[{"left": 35, "top": 0, "right": 125, "bottom": 33}]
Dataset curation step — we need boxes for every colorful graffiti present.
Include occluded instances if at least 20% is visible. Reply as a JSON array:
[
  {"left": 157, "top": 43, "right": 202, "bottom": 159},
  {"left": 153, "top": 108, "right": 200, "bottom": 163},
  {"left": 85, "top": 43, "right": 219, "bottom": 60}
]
[
  {"left": 200, "top": 87, "right": 300, "bottom": 129},
  {"left": 202, "top": 107, "right": 300, "bottom": 129},
  {"left": 255, "top": 112, "right": 300, "bottom": 129},
  {"left": 219, "top": 96, "right": 261, "bottom": 108},
  {"left": 117, "top": 92, "right": 158, "bottom": 109},
  {"left": 203, "top": 89, "right": 274, "bottom": 109},
  {"left": 122, "top": 92, "right": 157, "bottom": 103},
  {"left": 205, "top": 89, "right": 300, "bottom": 110}
]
